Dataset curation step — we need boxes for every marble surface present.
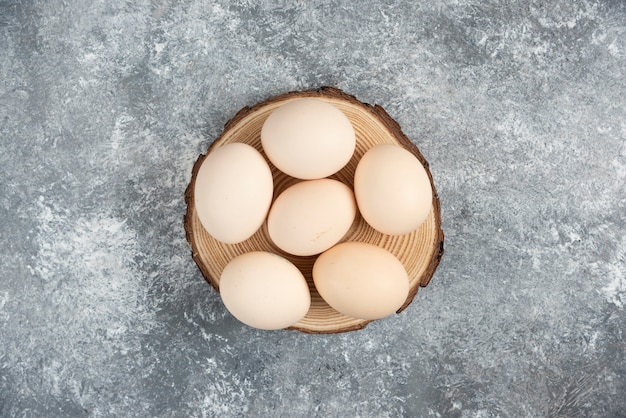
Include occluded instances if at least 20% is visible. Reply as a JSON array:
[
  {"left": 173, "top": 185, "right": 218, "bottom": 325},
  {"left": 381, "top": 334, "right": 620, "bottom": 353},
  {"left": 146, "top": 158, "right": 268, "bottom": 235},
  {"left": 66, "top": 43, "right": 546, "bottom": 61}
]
[{"left": 1, "top": 1, "right": 625, "bottom": 416}]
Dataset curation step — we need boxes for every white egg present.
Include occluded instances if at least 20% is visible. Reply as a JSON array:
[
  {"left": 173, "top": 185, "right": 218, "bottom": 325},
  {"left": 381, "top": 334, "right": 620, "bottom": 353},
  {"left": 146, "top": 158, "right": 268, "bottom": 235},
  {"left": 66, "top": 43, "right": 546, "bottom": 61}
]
[
  {"left": 194, "top": 143, "right": 273, "bottom": 244},
  {"left": 261, "top": 98, "right": 356, "bottom": 179},
  {"left": 219, "top": 251, "right": 311, "bottom": 330},
  {"left": 267, "top": 179, "right": 357, "bottom": 256},
  {"left": 354, "top": 144, "right": 432, "bottom": 235},
  {"left": 313, "top": 242, "right": 409, "bottom": 320}
]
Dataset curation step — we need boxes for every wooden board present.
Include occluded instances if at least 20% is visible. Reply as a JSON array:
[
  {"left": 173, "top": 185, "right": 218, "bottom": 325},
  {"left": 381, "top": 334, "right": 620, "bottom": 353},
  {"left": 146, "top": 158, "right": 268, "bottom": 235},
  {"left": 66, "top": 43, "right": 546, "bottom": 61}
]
[{"left": 184, "top": 86, "right": 444, "bottom": 333}]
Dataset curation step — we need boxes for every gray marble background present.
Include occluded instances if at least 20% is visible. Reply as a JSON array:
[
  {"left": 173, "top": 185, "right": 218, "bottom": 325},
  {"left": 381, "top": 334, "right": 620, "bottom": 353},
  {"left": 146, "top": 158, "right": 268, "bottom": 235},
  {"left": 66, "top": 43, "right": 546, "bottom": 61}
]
[{"left": 1, "top": 1, "right": 625, "bottom": 417}]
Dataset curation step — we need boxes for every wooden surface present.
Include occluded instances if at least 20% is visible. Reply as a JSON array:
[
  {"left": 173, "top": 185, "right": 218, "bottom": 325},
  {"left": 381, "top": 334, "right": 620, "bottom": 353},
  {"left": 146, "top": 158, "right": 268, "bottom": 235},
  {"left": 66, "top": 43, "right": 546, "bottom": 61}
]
[{"left": 184, "top": 87, "right": 444, "bottom": 333}]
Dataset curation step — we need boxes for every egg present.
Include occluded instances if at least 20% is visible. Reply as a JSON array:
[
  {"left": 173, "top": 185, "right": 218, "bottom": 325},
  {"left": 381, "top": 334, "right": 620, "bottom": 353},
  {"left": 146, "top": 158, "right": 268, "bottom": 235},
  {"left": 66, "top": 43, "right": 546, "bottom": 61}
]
[
  {"left": 267, "top": 179, "right": 357, "bottom": 256},
  {"left": 194, "top": 143, "right": 273, "bottom": 244},
  {"left": 261, "top": 98, "right": 356, "bottom": 179},
  {"left": 219, "top": 251, "right": 311, "bottom": 330},
  {"left": 313, "top": 242, "right": 409, "bottom": 320},
  {"left": 354, "top": 144, "right": 433, "bottom": 235}
]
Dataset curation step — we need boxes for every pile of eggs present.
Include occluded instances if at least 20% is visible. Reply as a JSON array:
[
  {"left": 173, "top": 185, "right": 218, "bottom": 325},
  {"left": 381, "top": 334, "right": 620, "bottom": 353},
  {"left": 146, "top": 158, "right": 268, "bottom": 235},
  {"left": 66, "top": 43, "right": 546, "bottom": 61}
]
[{"left": 194, "top": 98, "right": 433, "bottom": 330}]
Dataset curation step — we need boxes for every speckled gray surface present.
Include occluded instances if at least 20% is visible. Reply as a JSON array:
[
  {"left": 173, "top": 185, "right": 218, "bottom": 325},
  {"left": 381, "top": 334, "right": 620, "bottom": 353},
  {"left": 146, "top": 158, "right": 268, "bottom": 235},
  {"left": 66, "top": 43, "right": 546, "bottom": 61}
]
[{"left": 1, "top": 1, "right": 625, "bottom": 417}]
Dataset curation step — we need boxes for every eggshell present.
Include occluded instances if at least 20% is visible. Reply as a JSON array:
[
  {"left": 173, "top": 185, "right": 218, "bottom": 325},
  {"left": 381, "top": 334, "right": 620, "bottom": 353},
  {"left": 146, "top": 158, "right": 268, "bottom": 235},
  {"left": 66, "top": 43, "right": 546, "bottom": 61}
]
[
  {"left": 312, "top": 242, "right": 409, "bottom": 320},
  {"left": 267, "top": 179, "right": 357, "bottom": 256},
  {"left": 219, "top": 251, "right": 311, "bottom": 330},
  {"left": 354, "top": 144, "right": 432, "bottom": 235},
  {"left": 261, "top": 98, "right": 356, "bottom": 179},
  {"left": 194, "top": 143, "right": 273, "bottom": 244}
]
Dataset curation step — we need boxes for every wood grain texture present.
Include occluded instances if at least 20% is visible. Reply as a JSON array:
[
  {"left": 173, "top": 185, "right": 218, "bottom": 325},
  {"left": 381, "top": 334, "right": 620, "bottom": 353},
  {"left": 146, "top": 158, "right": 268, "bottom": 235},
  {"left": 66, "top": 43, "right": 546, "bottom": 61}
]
[{"left": 184, "top": 86, "right": 444, "bottom": 333}]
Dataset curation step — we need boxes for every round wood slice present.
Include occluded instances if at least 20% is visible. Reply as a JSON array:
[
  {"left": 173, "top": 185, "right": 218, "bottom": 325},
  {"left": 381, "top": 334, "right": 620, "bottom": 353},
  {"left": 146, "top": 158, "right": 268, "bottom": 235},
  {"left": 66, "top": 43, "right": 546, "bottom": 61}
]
[{"left": 184, "top": 86, "right": 444, "bottom": 334}]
